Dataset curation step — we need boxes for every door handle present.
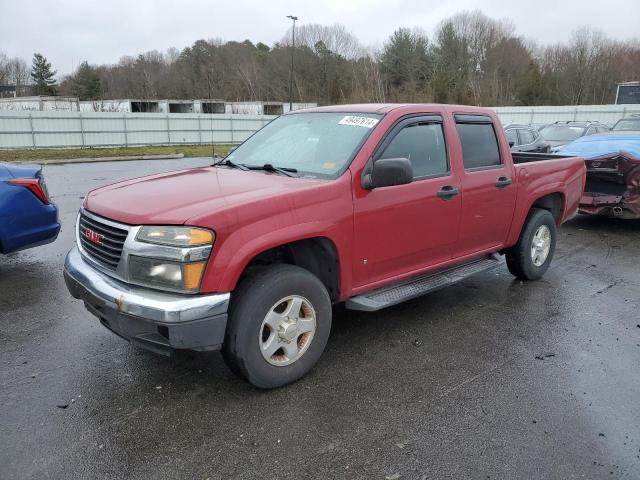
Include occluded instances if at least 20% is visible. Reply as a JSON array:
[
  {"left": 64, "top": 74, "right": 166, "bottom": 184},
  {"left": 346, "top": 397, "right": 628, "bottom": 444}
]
[
  {"left": 437, "top": 185, "right": 459, "bottom": 200},
  {"left": 495, "top": 176, "right": 512, "bottom": 188}
]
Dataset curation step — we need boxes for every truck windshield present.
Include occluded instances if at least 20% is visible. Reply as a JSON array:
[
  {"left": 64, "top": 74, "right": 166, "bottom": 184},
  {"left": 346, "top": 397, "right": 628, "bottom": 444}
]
[{"left": 225, "top": 112, "right": 382, "bottom": 178}]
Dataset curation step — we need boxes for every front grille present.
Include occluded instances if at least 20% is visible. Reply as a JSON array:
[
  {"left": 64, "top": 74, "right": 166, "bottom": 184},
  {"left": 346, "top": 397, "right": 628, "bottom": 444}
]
[{"left": 78, "top": 212, "right": 128, "bottom": 270}]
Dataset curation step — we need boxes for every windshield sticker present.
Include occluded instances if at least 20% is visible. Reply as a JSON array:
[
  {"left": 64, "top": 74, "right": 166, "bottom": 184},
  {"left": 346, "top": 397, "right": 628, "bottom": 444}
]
[
  {"left": 321, "top": 162, "right": 337, "bottom": 170},
  {"left": 338, "top": 116, "right": 379, "bottom": 128}
]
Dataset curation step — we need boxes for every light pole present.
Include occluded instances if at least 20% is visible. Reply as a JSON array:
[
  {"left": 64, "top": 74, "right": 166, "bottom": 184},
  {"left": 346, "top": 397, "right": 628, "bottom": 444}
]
[{"left": 286, "top": 15, "right": 298, "bottom": 112}]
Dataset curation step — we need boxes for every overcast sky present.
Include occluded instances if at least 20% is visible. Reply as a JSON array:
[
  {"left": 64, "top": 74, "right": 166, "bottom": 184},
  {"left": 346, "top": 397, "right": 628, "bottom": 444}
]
[{"left": 1, "top": 0, "right": 639, "bottom": 76}]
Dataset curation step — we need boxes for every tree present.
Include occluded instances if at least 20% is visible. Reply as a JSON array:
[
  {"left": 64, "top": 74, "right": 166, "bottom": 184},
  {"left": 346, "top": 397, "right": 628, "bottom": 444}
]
[
  {"left": 516, "top": 60, "right": 545, "bottom": 105},
  {"left": 68, "top": 61, "right": 102, "bottom": 100},
  {"left": 379, "top": 28, "right": 431, "bottom": 100},
  {"left": 31, "top": 53, "right": 57, "bottom": 95},
  {"left": 432, "top": 22, "right": 471, "bottom": 104},
  {"left": 17, "top": 14, "right": 640, "bottom": 107}
]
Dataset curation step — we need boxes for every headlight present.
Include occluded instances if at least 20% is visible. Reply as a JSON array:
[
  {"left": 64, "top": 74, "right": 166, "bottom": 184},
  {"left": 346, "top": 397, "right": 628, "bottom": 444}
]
[
  {"left": 136, "top": 226, "right": 214, "bottom": 247},
  {"left": 129, "top": 255, "right": 207, "bottom": 293}
]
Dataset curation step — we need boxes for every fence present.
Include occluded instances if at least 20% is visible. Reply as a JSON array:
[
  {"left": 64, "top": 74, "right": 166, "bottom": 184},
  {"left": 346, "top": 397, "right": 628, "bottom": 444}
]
[
  {"left": 1, "top": 104, "right": 640, "bottom": 150},
  {"left": 0, "top": 110, "right": 277, "bottom": 149},
  {"left": 492, "top": 104, "right": 640, "bottom": 126}
]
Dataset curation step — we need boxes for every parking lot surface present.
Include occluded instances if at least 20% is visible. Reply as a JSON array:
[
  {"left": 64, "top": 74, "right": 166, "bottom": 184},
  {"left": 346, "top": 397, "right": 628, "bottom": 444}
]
[{"left": 1, "top": 158, "right": 639, "bottom": 479}]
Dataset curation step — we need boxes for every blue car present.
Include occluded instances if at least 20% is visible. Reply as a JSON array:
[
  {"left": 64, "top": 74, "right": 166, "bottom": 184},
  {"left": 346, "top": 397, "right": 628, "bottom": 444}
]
[
  {"left": 0, "top": 163, "right": 60, "bottom": 254},
  {"left": 556, "top": 132, "right": 640, "bottom": 159}
]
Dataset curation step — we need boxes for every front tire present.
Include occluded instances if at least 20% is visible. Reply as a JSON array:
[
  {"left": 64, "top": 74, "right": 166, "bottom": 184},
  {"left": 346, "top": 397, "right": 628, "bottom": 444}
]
[
  {"left": 505, "top": 208, "right": 557, "bottom": 280},
  {"left": 222, "top": 264, "right": 332, "bottom": 389}
]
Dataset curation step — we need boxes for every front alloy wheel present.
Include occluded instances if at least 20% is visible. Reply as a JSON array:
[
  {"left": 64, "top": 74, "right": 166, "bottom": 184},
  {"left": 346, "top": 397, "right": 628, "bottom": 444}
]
[
  {"left": 260, "top": 295, "right": 316, "bottom": 366},
  {"left": 222, "top": 264, "right": 332, "bottom": 389}
]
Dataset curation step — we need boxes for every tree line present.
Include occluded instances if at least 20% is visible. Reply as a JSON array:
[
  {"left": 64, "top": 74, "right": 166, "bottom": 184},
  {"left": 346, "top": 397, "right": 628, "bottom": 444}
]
[{"left": 2, "top": 10, "right": 639, "bottom": 106}]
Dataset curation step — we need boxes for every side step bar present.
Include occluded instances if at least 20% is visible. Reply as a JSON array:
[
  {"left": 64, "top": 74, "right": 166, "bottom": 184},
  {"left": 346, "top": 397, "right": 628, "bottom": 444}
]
[{"left": 345, "top": 254, "right": 502, "bottom": 312}]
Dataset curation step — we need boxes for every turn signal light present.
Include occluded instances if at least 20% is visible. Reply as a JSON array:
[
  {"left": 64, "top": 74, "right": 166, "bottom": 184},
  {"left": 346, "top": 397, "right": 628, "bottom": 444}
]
[{"left": 183, "top": 262, "right": 207, "bottom": 290}]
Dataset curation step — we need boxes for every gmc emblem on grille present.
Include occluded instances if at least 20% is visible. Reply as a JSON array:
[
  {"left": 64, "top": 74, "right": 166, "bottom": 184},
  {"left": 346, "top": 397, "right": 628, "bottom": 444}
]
[{"left": 84, "top": 228, "right": 104, "bottom": 246}]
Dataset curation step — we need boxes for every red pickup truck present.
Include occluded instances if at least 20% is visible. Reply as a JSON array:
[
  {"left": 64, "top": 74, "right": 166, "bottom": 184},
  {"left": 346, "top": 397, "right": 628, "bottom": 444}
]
[{"left": 64, "top": 104, "right": 586, "bottom": 388}]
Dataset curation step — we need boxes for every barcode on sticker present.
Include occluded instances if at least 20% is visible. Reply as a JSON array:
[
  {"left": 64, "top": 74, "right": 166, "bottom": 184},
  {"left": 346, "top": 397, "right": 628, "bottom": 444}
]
[{"left": 338, "top": 116, "right": 379, "bottom": 128}]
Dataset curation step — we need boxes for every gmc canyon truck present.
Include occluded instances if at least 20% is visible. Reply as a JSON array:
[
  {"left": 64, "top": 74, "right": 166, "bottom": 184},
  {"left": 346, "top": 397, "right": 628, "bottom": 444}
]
[{"left": 63, "top": 104, "right": 586, "bottom": 389}]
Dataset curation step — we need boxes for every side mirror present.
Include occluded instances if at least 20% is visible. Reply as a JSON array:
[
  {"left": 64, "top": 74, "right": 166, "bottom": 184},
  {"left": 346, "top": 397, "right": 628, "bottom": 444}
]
[
  {"left": 362, "top": 158, "right": 413, "bottom": 189},
  {"left": 508, "top": 140, "right": 515, "bottom": 148}
]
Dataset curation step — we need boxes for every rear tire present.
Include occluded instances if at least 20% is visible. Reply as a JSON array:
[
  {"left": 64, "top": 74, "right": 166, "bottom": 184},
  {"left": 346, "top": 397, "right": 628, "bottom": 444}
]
[
  {"left": 505, "top": 208, "right": 557, "bottom": 280},
  {"left": 222, "top": 264, "right": 332, "bottom": 389}
]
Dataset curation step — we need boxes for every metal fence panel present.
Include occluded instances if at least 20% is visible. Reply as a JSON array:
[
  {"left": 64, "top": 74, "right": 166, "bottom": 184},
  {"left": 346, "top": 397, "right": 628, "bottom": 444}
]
[
  {"left": 3, "top": 105, "right": 639, "bottom": 150},
  {"left": 0, "top": 111, "right": 277, "bottom": 149},
  {"left": 492, "top": 104, "right": 640, "bottom": 126}
]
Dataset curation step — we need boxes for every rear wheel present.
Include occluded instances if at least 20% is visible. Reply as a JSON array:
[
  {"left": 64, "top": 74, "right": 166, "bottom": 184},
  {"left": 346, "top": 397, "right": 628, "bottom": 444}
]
[
  {"left": 222, "top": 264, "right": 332, "bottom": 389},
  {"left": 505, "top": 208, "right": 557, "bottom": 280}
]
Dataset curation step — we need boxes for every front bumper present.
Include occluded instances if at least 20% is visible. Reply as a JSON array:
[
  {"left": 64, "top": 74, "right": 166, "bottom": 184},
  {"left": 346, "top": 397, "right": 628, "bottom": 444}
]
[{"left": 63, "top": 246, "right": 230, "bottom": 354}]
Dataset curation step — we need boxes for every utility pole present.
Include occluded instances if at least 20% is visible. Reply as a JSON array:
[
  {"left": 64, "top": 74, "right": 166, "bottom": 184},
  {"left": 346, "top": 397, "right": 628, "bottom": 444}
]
[{"left": 286, "top": 15, "right": 298, "bottom": 112}]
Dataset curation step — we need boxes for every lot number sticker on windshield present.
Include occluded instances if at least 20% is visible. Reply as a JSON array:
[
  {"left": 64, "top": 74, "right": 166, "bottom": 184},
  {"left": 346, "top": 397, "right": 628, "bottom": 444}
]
[{"left": 338, "top": 116, "right": 379, "bottom": 128}]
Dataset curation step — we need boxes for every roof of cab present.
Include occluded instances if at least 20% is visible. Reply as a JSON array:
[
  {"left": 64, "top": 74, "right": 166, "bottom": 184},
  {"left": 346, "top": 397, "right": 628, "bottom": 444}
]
[{"left": 288, "top": 103, "right": 497, "bottom": 116}]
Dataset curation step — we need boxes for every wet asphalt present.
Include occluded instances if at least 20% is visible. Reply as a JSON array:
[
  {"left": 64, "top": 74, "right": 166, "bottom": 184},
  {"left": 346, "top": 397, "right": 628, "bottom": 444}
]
[{"left": 1, "top": 158, "right": 639, "bottom": 480}]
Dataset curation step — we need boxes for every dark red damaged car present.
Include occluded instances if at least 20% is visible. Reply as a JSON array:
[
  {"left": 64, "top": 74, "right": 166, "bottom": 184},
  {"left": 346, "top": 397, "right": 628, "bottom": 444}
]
[{"left": 557, "top": 133, "right": 640, "bottom": 219}]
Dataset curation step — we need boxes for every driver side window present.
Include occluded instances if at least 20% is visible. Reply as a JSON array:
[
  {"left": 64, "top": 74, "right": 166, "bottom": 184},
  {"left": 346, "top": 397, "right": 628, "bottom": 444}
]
[{"left": 378, "top": 123, "right": 448, "bottom": 179}]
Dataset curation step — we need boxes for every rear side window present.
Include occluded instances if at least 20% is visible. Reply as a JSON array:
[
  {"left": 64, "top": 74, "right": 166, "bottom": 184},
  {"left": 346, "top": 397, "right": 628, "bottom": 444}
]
[
  {"left": 378, "top": 123, "right": 448, "bottom": 178},
  {"left": 519, "top": 128, "right": 535, "bottom": 145},
  {"left": 455, "top": 121, "right": 501, "bottom": 169},
  {"left": 505, "top": 128, "right": 518, "bottom": 146}
]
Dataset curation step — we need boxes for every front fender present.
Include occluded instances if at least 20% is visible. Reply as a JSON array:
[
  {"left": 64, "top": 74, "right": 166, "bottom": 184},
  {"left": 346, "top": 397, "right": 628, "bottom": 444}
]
[{"left": 200, "top": 219, "right": 353, "bottom": 297}]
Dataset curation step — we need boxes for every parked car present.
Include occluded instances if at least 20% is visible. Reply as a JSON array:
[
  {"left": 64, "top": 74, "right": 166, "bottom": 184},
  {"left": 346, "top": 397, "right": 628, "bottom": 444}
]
[
  {"left": 529, "top": 123, "right": 549, "bottom": 131},
  {"left": 0, "top": 163, "right": 60, "bottom": 254},
  {"left": 540, "top": 121, "right": 611, "bottom": 151},
  {"left": 557, "top": 132, "right": 640, "bottom": 219},
  {"left": 612, "top": 114, "right": 640, "bottom": 132},
  {"left": 504, "top": 124, "right": 550, "bottom": 152},
  {"left": 63, "top": 104, "right": 586, "bottom": 389}
]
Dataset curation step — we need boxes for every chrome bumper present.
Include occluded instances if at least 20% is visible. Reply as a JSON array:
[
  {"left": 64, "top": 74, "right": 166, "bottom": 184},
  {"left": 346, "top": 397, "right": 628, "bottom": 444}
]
[{"left": 63, "top": 246, "right": 230, "bottom": 353}]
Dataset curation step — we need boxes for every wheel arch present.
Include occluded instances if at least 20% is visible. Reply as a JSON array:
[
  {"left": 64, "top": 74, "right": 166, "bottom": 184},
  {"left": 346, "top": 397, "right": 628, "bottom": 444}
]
[
  {"left": 229, "top": 236, "right": 341, "bottom": 302},
  {"left": 530, "top": 192, "right": 565, "bottom": 224},
  {"left": 505, "top": 191, "right": 566, "bottom": 249}
]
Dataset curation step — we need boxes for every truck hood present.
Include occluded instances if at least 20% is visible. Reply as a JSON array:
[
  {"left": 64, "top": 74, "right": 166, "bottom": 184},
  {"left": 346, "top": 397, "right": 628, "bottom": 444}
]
[{"left": 84, "top": 166, "right": 326, "bottom": 225}]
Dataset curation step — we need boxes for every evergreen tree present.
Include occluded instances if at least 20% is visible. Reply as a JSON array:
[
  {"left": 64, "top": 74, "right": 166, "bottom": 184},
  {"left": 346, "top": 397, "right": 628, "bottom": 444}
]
[
  {"left": 516, "top": 60, "right": 546, "bottom": 105},
  {"left": 379, "top": 28, "right": 431, "bottom": 98},
  {"left": 70, "top": 61, "right": 102, "bottom": 100},
  {"left": 30, "top": 53, "right": 57, "bottom": 95},
  {"left": 432, "top": 23, "right": 472, "bottom": 104}
]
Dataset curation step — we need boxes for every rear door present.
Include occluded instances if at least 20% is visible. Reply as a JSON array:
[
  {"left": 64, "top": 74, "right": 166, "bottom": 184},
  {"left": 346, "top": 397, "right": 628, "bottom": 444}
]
[
  {"left": 352, "top": 115, "right": 461, "bottom": 287},
  {"left": 453, "top": 114, "right": 517, "bottom": 257}
]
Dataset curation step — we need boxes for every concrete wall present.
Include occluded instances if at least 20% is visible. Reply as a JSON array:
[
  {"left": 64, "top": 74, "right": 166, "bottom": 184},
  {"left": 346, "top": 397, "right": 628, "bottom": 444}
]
[
  {"left": 0, "top": 97, "right": 79, "bottom": 112},
  {"left": 79, "top": 100, "right": 316, "bottom": 115}
]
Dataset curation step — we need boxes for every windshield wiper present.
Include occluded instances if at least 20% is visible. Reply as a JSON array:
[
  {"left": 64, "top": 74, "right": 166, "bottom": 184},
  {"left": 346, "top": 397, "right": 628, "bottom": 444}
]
[
  {"left": 212, "top": 158, "right": 249, "bottom": 171},
  {"left": 246, "top": 164, "right": 298, "bottom": 177}
]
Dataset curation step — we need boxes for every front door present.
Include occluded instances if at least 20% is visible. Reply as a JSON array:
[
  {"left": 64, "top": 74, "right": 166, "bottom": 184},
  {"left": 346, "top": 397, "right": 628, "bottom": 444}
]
[{"left": 353, "top": 115, "right": 461, "bottom": 288}]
